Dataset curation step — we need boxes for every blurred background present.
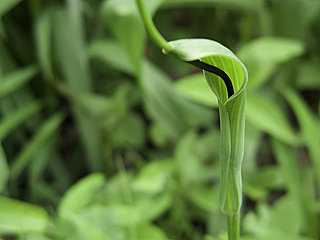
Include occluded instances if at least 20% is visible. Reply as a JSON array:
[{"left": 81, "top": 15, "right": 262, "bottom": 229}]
[{"left": 0, "top": 0, "right": 320, "bottom": 239}]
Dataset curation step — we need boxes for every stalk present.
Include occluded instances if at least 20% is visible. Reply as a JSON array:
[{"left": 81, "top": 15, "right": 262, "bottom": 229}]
[
  {"left": 135, "top": 0, "right": 173, "bottom": 53},
  {"left": 227, "top": 211, "right": 240, "bottom": 240}
]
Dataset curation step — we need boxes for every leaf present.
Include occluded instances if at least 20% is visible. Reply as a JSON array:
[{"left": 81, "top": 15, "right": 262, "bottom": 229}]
[
  {"left": 246, "top": 93, "right": 298, "bottom": 145},
  {"left": 101, "top": 0, "right": 145, "bottom": 75},
  {"left": 272, "top": 139, "right": 318, "bottom": 238},
  {"left": 132, "top": 159, "right": 173, "bottom": 194},
  {"left": 59, "top": 173, "right": 105, "bottom": 217},
  {"left": 0, "top": 197, "right": 48, "bottom": 235},
  {"left": 0, "top": 65, "right": 38, "bottom": 99},
  {"left": 175, "top": 73, "right": 218, "bottom": 107},
  {"left": 238, "top": 37, "right": 304, "bottom": 89},
  {"left": 166, "top": 38, "right": 247, "bottom": 215},
  {"left": 0, "top": 0, "right": 23, "bottom": 18},
  {"left": 0, "top": 144, "right": 9, "bottom": 193},
  {"left": 88, "top": 39, "right": 133, "bottom": 74},
  {"left": 295, "top": 61, "right": 320, "bottom": 89},
  {"left": 10, "top": 113, "right": 65, "bottom": 179},
  {"left": 140, "top": 60, "right": 214, "bottom": 139},
  {"left": 162, "top": 0, "right": 261, "bottom": 11},
  {"left": 281, "top": 88, "right": 320, "bottom": 193},
  {"left": 54, "top": 8, "right": 103, "bottom": 172},
  {"left": 0, "top": 101, "right": 42, "bottom": 141},
  {"left": 35, "top": 8, "right": 56, "bottom": 79}
]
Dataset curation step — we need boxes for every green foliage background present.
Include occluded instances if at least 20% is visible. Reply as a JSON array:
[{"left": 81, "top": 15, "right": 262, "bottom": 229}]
[{"left": 0, "top": 0, "right": 320, "bottom": 239}]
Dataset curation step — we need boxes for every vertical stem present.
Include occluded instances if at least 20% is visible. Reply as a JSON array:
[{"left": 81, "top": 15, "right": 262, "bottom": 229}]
[
  {"left": 227, "top": 211, "right": 240, "bottom": 240},
  {"left": 135, "top": 0, "right": 173, "bottom": 53}
]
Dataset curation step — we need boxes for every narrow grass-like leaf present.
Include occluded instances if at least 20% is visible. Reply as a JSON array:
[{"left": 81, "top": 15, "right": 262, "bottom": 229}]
[
  {"left": 0, "top": 197, "right": 48, "bottom": 235},
  {"left": 10, "top": 113, "right": 65, "bottom": 179},
  {"left": 0, "top": 65, "right": 38, "bottom": 99},
  {"left": 0, "top": 101, "right": 42, "bottom": 141},
  {"left": 166, "top": 39, "right": 247, "bottom": 216},
  {"left": 0, "top": 144, "right": 9, "bottom": 193},
  {"left": 35, "top": 8, "right": 55, "bottom": 79},
  {"left": 54, "top": 8, "right": 103, "bottom": 171},
  {"left": 282, "top": 88, "right": 320, "bottom": 192}
]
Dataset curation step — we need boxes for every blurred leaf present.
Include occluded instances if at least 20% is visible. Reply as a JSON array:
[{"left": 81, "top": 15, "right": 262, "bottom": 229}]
[
  {"left": 54, "top": 8, "right": 103, "bottom": 171},
  {"left": 175, "top": 73, "right": 218, "bottom": 107},
  {"left": 140, "top": 61, "right": 213, "bottom": 139},
  {"left": 162, "top": 0, "right": 261, "bottom": 11},
  {"left": 0, "top": 197, "right": 48, "bottom": 235},
  {"left": 296, "top": 61, "right": 320, "bottom": 89},
  {"left": 269, "top": 0, "right": 320, "bottom": 38},
  {"left": 111, "top": 112, "right": 146, "bottom": 148},
  {"left": 244, "top": 166, "right": 283, "bottom": 200},
  {"left": 244, "top": 195, "right": 309, "bottom": 240},
  {"left": 10, "top": 113, "right": 65, "bottom": 179},
  {"left": 272, "top": 139, "right": 318, "bottom": 238},
  {"left": 175, "top": 131, "right": 218, "bottom": 184},
  {"left": 88, "top": 39, "right": 133, "bottom": 74},
  {"left": 187, "top": 186, "right": 219, "bottom": 212},
  {"left": 0, "top": 144, "right": 8, "bottom": 193},
  {"left": 35, "top": 8, "right": 55, "bottom": 79},
  {"left": 282, "top": 88, "right": 320, "bottom": 193},
  {"left": 134, "top": 223, "right": 168, "bottom": 240},
  {"left": 238, "top": 37, "right": 304, "bottom": 89},
  {"left": 246, "top": 93, "right": 298, "bottom": 145},
  {"left": 101, "top": 0, "right": 145, "bottom": 75},
  {"left": 0, "top": 65, "right": 38, "bottom": 99},
  {"left": 133, "top": 159, "right": 173, "bottom": 194},
  {"left": 0, "top": 101, "right": 42, "bottom": 141},
  {"left": 59, "top": 173, "right": 105, "bottom": 217},
  {"left": 0, "top": 0, "right": 23, "bottom": 17}
]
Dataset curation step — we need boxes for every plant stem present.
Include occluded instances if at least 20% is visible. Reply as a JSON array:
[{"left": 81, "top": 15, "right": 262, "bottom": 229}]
[
  {"left": 136, "top": 0, "right": 173, "bottom": 53},
  {"left": 227, "top": 211, "right": 240, "bottom": 240}
]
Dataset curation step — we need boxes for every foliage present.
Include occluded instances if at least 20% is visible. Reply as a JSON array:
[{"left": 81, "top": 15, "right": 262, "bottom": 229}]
[{"left": 0, "top": 0, "right": 320, "bottom": 239}]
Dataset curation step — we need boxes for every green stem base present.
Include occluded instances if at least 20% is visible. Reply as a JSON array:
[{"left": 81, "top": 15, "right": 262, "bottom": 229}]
[{"left": 227, "top": 211, "right": 240, "bottom": 240}]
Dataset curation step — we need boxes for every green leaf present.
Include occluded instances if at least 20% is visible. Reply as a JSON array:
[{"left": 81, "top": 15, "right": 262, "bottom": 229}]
[
  {"left": 166, "top": 38, "right": 247, "bottom": 215},
  {"left": 35, "top": 8, "right": 55, "bottom": 79},
  {"left": 10, "top": 113, "right": 65, "bottom": 179},
  {"left": 0, "top": 65, "right": 38, "bottom": 99},
  {"left": 175, "top": 73, "right": 218, "bottom": 107},
  {"left": 238, "top": 37, "right": 304, "bottom": 89},
  {"left": 132, "top": 159, "right": 173, "bottom": 194},
  {"left": 101, "top": 0, "right": 145, "bottom": 75},
  {"left": 0, "top": 197, "right": 48, "bottom": 235},
  {"left": 0, "top": 0, "right": 23, "bottom": 18},
  {"left": 0, "top": 101, "right": 42, "bottom": 141},
  {"left": 0, "top": 144, "right": 9, "bottom": 193},
  {"left": 162, "top": 0, "right": 261, "bottom": 11},
  {"left": 296, "top": 61, "right": 320, "bottom": 89},
  {"left": 246, "top": 93, "right": 298, "bottom": 145},
  {"left": 272, "top": 139, "right": 318, "bottom": 238},
  {"left": 88, "top": 39, "right": 133, "bottom": 74},
  {"left": 54, "top": 8, "right": 103, "bottom": 172},
  {"left": 140, "top": 60, "right": 213, "bottom": 139},
  {"left": 59, "top": 173, "right": 105, "bottom": 217},
  {"left": 282, "top": 88, "right": 320, "bottom": 194}
]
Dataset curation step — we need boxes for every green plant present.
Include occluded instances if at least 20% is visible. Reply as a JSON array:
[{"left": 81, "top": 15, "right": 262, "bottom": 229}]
[{"left": 136, "top": 0, "right": 248, "bottom": 239}]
